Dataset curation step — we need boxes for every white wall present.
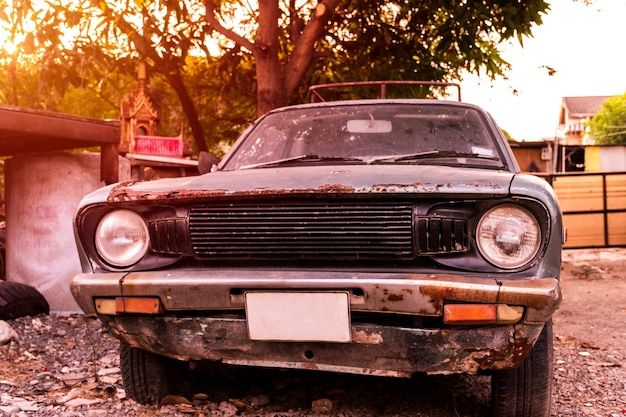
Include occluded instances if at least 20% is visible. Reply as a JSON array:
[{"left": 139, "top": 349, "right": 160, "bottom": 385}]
[
  {"left": 5, "top": 152, "right": 130, "bottom": 312},
  {"left": 599, "top": 147, "right": 626, "bottom": 172}
]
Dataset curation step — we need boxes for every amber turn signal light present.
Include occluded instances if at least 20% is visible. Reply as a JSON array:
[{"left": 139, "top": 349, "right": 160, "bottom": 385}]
[
  {"left": 443, "top": 303, "right": 523, "bottom": 325},
  {"left": 95, "top": 297, "right": 163, "bottom": 315}
]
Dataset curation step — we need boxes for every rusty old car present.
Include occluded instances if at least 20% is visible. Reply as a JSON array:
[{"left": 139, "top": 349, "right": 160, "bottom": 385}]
[{"left": 71, "top": 82, "right": 563, "bottom": 416}]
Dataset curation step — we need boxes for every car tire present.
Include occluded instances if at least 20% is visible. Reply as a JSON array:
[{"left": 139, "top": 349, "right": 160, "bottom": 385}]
[
  {"left": 0, "top": 281, "right": 49, "bottom": 319},
  {"left": 491, "top": 321, "right": 553, "bottom": 417},
  {"left": 120, "top": 342, "right": 197, "bottom": 405}
]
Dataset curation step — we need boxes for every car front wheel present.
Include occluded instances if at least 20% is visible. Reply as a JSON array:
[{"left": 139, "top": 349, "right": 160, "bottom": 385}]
[
  {"left": 491, "top": 321, "right": 553, "bottom": 417},
  {"left": 120, "top": 342, "right": 197, "bottom": 405}
]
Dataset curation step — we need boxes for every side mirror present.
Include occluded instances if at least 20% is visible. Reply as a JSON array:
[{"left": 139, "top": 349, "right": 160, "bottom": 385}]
[{"left": 198, "top": 151, "right": 219, "bottom": 174}]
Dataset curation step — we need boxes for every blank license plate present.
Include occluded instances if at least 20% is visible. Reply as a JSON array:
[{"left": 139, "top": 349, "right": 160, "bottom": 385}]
[{"left": 245, "top": 292, "right": 351, "bottom": 342}]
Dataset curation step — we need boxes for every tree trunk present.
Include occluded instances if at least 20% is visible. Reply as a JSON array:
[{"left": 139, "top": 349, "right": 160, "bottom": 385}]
[
  {"left": 165, "top": 68, "right": 208, "bottom": 153},
  {"left": 284, "top": 0, "right": 340, "bottom": 99},
  {"left": 255, "top": 0, "right": 286, "bottom": 116}
]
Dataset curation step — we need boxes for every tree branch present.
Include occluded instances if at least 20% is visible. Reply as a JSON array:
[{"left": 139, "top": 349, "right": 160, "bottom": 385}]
[
  {"left": 203, "top": 0, "right": 255, "bottom": 52},
  {"left": 284, "top": 0, "right": 341, "bottom": 99}
]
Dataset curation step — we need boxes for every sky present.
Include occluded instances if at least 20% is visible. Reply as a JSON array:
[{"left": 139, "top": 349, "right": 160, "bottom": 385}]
[{"left": 459, "top": 0, "right": 626, "bottom": 141}]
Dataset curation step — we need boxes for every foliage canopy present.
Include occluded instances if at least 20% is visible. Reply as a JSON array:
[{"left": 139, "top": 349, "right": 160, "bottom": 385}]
[
  {"left": 587, "top": 93, "right": 626, "bottom": 145},
  {"left": 0, "top": 0, "right": 551, "bottom": 154}
]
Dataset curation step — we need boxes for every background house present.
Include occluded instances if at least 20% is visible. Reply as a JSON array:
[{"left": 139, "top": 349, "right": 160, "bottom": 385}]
[
  {"left": 558, "top": 96, "right": 611, "bottom": 145},
  {"left": 510, "top": 95, "right": 624, "bottom": 173},
  {"left": 508, "top": 139, "right": 554, "bottom": 172}
]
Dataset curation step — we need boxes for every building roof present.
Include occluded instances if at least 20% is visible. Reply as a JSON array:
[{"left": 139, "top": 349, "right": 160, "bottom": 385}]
[
  {"left": 0, "top": 105, "right": 121, "bottom": 184},
  {"left": 561, "top": 96, "right": 613, "bottom": 119},
  {"left": 0, "top": 105, "right": 119, "bottom": 156}
]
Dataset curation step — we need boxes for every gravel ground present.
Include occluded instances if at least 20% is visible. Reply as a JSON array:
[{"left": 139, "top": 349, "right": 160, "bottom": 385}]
[
  {"left": 1, "top": 314, "right": 624, "bottom": 417},
  {"left": 1, "top": 314, "right": 492, "bottom": 417},
  {"left": 0, "top": 250, "right": 625, "bottom": 417},
  {"left": 552, "top": 336, "right": 625, "bottom": 417}
]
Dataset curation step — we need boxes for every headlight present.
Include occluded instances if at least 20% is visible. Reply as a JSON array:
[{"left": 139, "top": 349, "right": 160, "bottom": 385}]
[
  {"left": 476, "top": 204, "right": 541, "bottom": 269},
  {"left": 95, "top": 209, "right": 150, "bottom": 267}
]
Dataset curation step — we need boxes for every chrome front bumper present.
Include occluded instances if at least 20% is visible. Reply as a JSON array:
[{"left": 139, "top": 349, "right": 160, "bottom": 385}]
[
  {"left": 71, "top": 269, "right": 560, "bottom": 375},
  {"left": 72, "top": 269, "right": 561, "bottom": 322}
]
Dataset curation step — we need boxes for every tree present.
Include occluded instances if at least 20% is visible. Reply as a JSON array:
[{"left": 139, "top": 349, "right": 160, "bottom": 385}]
[
  {"left": 0, "top": 1, "right": 139, "bottom": 115},
  {"left": 207, "top": 0, "right": 551, "bottom": 114},
  {"left": 0, "top": 0, "right": 552, "bottom": 152},
  {"left": 587, "top": 93, "right": 626, "bottom": 145}
]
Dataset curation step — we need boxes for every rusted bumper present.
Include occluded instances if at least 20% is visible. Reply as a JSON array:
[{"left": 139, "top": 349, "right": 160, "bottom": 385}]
[
  {"left": 71, "top": 269, "right": 560, "bottom": 375},
  {"left": 108, "top": 315, "right": 544, "bottom": 376}
]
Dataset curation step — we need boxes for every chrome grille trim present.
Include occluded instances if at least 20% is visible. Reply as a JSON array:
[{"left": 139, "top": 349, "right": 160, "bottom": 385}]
[
  {"left": 416, "top": 217, "right": 467, "bottom": 254},
  {"left": 149, "top": 218, "right": 191, "bottom": 254},
  {"left": 189, "top": 202, "right": 414, "bottom": 259},
  {"left": 179, "top": 202, "right": 468, "bottom": 260}
]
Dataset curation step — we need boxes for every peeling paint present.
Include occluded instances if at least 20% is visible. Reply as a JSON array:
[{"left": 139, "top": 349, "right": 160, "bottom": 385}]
[
  {"left": 417, "top": 277, "right": 561, "bottom": 321},
  {"left": 102, "top": 165, "right": 513, "bottom": 203},
  {"left": 370, "top": 182, "right": 504, "bottom": 193},
  {"left": 106, "top": 178, "right": 509, "bottom": 202},
  {"left": 352, "top": 330, "right": 384, "bottom": 344},
  {"left": 107, "top": 184, "right": 361, "bottom": 202}
]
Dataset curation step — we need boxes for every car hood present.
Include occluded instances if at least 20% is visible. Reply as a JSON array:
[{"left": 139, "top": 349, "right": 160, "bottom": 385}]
[{"left": 80, "top": 165, "right": 517, "bottom": 206}]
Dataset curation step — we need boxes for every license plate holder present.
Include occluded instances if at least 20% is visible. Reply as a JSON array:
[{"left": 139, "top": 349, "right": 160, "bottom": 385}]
[{"left": 245, "top": 291, "right": 351, "bottom": 342}]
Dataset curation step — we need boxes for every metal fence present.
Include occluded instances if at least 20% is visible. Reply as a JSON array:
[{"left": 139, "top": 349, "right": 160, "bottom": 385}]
[{"left": 540, "top": 171, "right": 626, "bottom": 249}]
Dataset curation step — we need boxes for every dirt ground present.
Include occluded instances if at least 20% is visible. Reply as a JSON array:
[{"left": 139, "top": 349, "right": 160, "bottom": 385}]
[
  {"left": 1, "top": 248, "right": 625, "bottom": 417},
  {"left": 554, "top": 248, "right": 626, "bottom": 351}
]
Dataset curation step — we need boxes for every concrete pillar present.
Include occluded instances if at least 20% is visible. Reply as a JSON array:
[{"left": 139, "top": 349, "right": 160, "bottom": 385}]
[{"left": 5, "top": 152, "right": 130, "bottom": 312}]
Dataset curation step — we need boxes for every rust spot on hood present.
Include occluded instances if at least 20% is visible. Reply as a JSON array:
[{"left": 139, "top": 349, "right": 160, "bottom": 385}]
[
  {"left": 371, "top": 182, "right": 504, "bottom": 193},
  {"left": 107, "top": 183, "right": 357, "bottom": 202},
  {"left": 314, "top": 184, "right": 356, "bottom": 193},
  {"left": 370, "top": 182, "right": 425, "bottom": 192}
]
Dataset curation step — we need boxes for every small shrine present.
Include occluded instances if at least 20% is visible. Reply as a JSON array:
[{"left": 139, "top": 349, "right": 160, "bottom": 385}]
[{"left": 119, "top": 62, "right": 197, "bottom": 179}]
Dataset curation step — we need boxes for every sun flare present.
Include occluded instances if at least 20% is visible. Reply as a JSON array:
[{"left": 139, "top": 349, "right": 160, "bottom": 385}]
[{"left": 0, "top": 34, "right": 19, "bottom": 55}]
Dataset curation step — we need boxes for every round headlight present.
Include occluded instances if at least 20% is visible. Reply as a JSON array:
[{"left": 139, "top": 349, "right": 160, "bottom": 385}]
[
  {"left": 476, "top": 205, "right": 541, "bottom": 269},
  {"left": 95, "top": 209, "right": 150, "bottom": 267}
]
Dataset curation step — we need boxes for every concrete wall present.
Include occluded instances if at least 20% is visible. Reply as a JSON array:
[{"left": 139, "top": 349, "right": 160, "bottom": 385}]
[
  {"left": 599, "top": 146, "right": 626, "bottom": 172},
  {"left": 577, "top": 145, "right": 626, "bottom": 173},
  {"left": 5, "top": 152, "right": 130, "bottom": 312}
]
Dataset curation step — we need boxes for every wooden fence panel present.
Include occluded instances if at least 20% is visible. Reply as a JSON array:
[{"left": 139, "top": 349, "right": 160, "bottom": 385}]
[
  {"left": 606, "top": 174, "right": 626, "bottom": 210},
  {"left": 543, "top": 172, "right": 626, "bottom": 249},
  {"left": 551, "top": 175, "right": 604, "bottom": 212},
  {"left": 561, "top": 213, "right": 605, "bottom": 248}
]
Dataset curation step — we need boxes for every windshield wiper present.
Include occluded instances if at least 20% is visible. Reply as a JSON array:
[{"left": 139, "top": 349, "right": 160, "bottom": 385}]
[
  {"left": 240, "top": 154, "right": 364, "bottom": 170},
  {"left": 368, "top": 150, "right": 500, "bottom": 164}
]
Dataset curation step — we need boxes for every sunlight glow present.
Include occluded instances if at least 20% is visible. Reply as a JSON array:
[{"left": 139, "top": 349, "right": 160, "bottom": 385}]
[{"left": 0, "top": 34, "right": 18, "bottom": 55}]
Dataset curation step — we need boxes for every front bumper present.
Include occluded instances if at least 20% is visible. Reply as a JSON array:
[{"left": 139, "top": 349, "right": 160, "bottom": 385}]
[{"left": 71, "top": 269, "right": 561, "bottom": 376}]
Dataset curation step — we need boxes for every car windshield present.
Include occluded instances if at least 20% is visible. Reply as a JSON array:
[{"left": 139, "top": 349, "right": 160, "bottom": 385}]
[{"left": 221, "top": 103, "right": 505, "bottom": 171}]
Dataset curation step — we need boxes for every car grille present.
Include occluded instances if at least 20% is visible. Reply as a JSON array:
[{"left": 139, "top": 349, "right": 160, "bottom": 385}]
[{"left": 185, "top": 202, "right": 467, "bottom": 260}]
